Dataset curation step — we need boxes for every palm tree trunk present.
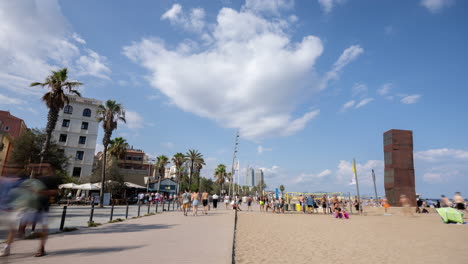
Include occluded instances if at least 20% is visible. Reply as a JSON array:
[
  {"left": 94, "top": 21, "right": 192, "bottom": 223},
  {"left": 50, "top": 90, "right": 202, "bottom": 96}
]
[
  {"left": 40, "top": 107, "right": 59, "bottom": 163},
  {"left": 99, "top": 145, "right": 108, "bottom": 208},
  {"left": 189, "top": 162, "right": 193, "bottom": 189}
]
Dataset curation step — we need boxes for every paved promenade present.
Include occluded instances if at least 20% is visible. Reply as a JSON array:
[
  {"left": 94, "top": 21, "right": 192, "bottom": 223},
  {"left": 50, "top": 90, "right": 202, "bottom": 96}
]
[{"left": 1, "top": 209, "right": 235, "bottom": 264}]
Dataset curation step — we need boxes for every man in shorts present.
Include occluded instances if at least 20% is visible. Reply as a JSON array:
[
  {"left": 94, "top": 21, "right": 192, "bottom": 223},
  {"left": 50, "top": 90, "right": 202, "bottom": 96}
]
[
  {"left": 201, "top": 190, "right": 209, "bottom": 215},
  {"left": 182, "top": 189, "right": 191, "bottom": 216}
]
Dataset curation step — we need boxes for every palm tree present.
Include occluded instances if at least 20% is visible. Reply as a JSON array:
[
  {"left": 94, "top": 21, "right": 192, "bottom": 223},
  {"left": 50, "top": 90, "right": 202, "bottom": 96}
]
[
  {"left": 185, "top": 149, "right": 203, "bottom": 190},
  {"left": 108, "top": 137, "right": 129, "bottom": 160},
  {"left": 172, "top": 153, "right": 186, "bottom": 194},
  {"left": 214, "top": 164, "right": 227, "bottom": 193},
  {"left": 279, "top": 185, "right": 285, "bottom": 197},
  {"left": 30, "top": 68, "right": 82, "bottom": 162},
  {"left": 156, "top": 155, "right": 170, "bottom": 192},
  {"left": 96, "top": 100, "right": 126, "bottom": 207},
  {"left": 194, "top": 157, "right": 205, "bottom": 188}
]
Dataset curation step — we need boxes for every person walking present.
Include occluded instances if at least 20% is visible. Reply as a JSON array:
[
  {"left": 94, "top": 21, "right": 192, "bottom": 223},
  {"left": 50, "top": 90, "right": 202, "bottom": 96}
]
[
  {"left": 224, "top": 194, "right": 230, "bottom": 210},
  {"left": 191, "top": 190, "right": 200, "bottom": 216},
  {"left": 201, "top": 190, "right": 209, "bottom": 215},
  {"left": 321, "top": 195, "right": 327, "bottom": 214},
  {"left": 212, "top": 193, "right": 219, "bottom": 210},
  {"left": 247, "top": 196, "right": 253, "bottom": 212},
  {"left": 306, "top": 195, "right": 315, "bottom": 214},
  {"left": 182, "top": 189, "right": 191, "bottom": 216}
]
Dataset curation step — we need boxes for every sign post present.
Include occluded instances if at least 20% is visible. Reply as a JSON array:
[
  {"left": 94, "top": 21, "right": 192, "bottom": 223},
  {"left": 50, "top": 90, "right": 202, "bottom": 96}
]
[{"left": 352, "top": 159, "right": 362, "bottom": 215}]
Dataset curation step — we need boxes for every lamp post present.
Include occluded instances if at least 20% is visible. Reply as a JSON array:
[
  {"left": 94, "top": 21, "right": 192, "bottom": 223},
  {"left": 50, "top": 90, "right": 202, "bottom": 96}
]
[{"left": 229, "top": 131, "right": 240, "bottom": 197}]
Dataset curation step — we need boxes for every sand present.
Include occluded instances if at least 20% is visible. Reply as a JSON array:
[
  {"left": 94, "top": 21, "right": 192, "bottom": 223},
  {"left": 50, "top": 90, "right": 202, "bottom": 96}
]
[{"left": 235, "top": 210, "right": 468, "bottom": 264}]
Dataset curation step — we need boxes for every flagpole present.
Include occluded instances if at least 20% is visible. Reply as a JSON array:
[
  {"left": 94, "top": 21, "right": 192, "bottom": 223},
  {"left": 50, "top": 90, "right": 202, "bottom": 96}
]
[
  {"left": 372, "top": 169, "right": 379, "bottom": 207},
  {"left": 353, "top": 158, "right": 362, "bottom": 215}
]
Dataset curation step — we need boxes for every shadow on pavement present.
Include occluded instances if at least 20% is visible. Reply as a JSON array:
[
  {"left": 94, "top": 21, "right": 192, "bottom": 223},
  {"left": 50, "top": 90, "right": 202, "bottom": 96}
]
[
  {"left": 62, "top": 223, "right": 176, "bottom": 236},
  {"left": 1, "top": 245, "right": 145, "bottom": 263}
]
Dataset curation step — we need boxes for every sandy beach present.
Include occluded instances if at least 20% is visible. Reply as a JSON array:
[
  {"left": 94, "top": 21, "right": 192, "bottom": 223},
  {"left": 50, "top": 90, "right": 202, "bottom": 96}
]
[{"left": 235, "top": 210, "right": 468, "bottom": 264}]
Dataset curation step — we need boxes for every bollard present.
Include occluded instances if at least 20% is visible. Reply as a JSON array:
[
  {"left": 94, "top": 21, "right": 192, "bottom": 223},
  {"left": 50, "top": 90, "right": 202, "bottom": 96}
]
[
  {"left": 125, "top": 204, "right": 129, "bottom": 219},
  {"left": 172, "top": 200, "right": 175, "bottom": 211},
  {"left": 138, "top": 204, "right": 141, "bottom": 217},
  {"left": 168, "top": 200, "right": 171, "bottom": 211},
  {"left": 155, "top": 201, "right": 159, "bottom": 213},
  {"left": 89, "top": 204, "right": 95, "bottom": 223},
  {"left": 110, "top": 204, "right": 115, "bottom": 221},
  {"left": 147, "top": 203, "right": 151, "bottom": 214},
  {"left": 59, "top": 206, "right": 68, "bottom": 231}
]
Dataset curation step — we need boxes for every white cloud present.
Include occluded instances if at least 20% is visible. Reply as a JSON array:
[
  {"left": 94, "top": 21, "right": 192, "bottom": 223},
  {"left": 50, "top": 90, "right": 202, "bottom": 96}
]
[
  {"left": 161, "top": 4, "right": 182, "bottom": 20},
  {"left": 318, "top": 0, "right": 346, "bottom": 14},
  {"left": 320, "top": 45, "right": 364, "bottom": 90},
  {"left": 243, "top": 0, "right": 294, "bottom": 15},
  {"left": 378, "top": 83, "right": 392, "bottom": 96},
  {"left": 72, "top": 33, "right": 86, "bottom": 44},
  {"left": 161, "top": 142, "right": 175, "bottom": 149},
  {"left": 352, "top": 83, "right": 367, "bottom": 98},
  {"left": 128, "top": 6, "right": 362, "bottom": 139},
  {"left": 0, "top": 0, "right": 111, "bottom": 96},
  {"left": 423, "top": 172, "right": 443, "bottom": 183},
  {"left": 400, "top": 94, "right": 421, "bottom": 104},
  {"left": 341, "top": 100, "right": 355, "bottom": 112},
  {"left": 335, "top": 160, "right": 384, "bottom": 186},
  {"left": 355, "top": 98, "right": 374, "bottom": 109},
  {"left": 0, "top": 94, "right": 25, "bottom": 105},
  {"left": 293, "top": 169, "right": 332, "bottom": 184},
  {"left": 124, "top": 110, "right": 144, "bottom": 130},
  {"left": 75, "top": 49, "right": 111, "bottom": 80},
  {"left": 415, "top": 148, "right": 468, "bottom": 162},
  {"left": 257, "top": 145, "right": 272, "bottom": 154},
  {"left": 420, "top": 0, "right": 454, "bottom": 13},
  {"left": 161, "top": 4, "right": 206, "bottom": 32}
]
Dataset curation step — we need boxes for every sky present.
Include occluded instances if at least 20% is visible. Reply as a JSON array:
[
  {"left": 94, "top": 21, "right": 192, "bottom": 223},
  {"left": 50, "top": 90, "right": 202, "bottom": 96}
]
[{"left": 0, "top": 0, "right": 467, "bottom": 198}]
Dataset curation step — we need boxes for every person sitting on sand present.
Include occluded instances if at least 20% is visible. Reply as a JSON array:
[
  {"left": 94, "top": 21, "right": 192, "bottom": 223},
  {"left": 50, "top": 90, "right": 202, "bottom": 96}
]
[
  {"left": 334, "top": 207, "right": 343, "bottom": 219},
  {"left": 232, "top": 200, "right": 242, "bottom": 211}
]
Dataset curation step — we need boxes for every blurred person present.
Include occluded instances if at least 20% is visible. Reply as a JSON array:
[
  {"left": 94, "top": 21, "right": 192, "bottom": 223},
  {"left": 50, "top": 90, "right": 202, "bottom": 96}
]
[
  {"left": 453, "top": 192, "right": 466, "bottom": 212},
  {"left": 353, "top": 199, "right": 360, "bottom": 212},
  {"left": 399, "top": 195, "right": 412, "bottom": 216},
  {"left": 416, "top": 198, "right": 423, "bottom": 213},
  {"left": 279, "top": 198, "right": 285, "bottom": 213},
  {"left": 182, "top": 189, "right": 191, "bottom": 216},
  {"left": 382, "top": 197, "right": 390, "bottom": 213},
  {"left": 224, "top": 194, "right": 230, "bottom": 209},
  {"left": 440, "top": 195, "right": 452, "bottom": 207},
  {"left": 306, "top": 195, "right": 315, "bottom": 214},
  {"left": 201, "top": 190, "right": 209, "bottom": 215},
  {"left": 259, "top": 196, "right": 265, "bottom": 212},
  {"left": 191, "top": 190, "right": 200, "bottom": 216},
  {"left": 321, "top": 195, "right": 327, "bottom": 214},
  {"left": 247, "top": 196, "right": 253, "bottom": 212},
  {"left": 212, "top": 193, "right": 219, "bottom": 210}
]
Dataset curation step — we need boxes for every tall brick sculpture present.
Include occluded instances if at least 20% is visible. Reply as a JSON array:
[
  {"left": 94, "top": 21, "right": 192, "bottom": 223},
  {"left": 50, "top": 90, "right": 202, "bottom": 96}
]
[{"left": 383, "top": 129, "right": 416, "bottom": 206}]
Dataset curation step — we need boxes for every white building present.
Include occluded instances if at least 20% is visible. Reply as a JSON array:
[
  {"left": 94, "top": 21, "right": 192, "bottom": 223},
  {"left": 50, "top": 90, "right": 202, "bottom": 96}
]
[
  {"left": 245, "top": 167, "right": 255, "bottom": 187},
  {"left": 52, "top": 95, "right": 101, "bottom": 180},
  {"left": 255, "top": 169, "right": 264, "bottom": 187}
]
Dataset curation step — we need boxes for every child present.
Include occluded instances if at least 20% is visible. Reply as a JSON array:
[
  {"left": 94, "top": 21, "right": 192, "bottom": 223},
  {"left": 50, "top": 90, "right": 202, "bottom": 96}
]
[{"left": 334, "top": 208, "right": 343, "bottom": 219}]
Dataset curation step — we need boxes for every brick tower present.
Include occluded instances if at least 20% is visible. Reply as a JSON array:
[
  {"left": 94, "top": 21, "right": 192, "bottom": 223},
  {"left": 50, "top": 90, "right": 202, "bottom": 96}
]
[{"left": 383, "top": 129, "right": 416, "bottom": 206}]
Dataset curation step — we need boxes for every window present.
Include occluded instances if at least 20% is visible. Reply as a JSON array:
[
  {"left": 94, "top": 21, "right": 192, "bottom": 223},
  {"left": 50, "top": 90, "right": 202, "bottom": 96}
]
[
  {"left": 81, "top": 122, "right": 89, "bottom": 130},
  {"left": 64, "top": 105, "right": 73, "bottom": 114},
  {"left": 4, "top": 126, "right": 9, "bottom": 131},
  {"left": 384, "top": 152, "right": 392, "bottom": 165},
  {"left": 72, "top": 167, "right": 82, "bottom": 177},
  {"left": 79, "top": 136, "right": 86, "bottom": 144},
  {"left": 76, "top": 151, "right": 84, "bottom": 160},
  {"left": 59, "top": 134, "right": 67, "bottom": 142},
  {"left": 62, "top": 119, "right": 70, "bottom": 127},
  {"left": 83, "top": 108, "right": 91, "bottom": 117}
]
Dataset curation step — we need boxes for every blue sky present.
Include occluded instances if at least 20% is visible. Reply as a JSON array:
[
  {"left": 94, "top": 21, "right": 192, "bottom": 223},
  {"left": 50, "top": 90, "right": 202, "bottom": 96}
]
[{"left": 1, "top": 0, "right": 467, "bottom": 198}]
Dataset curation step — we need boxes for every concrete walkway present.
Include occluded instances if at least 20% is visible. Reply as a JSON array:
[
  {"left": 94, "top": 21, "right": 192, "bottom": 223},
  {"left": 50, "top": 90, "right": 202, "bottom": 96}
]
[{"left": 1, "top": 209, "right": 235, "bottom": 264}]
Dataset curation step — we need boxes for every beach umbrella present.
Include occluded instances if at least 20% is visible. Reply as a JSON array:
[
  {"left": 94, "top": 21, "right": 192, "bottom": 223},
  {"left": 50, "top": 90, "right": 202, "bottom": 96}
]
[
  {"left": 58, "top": 183, "right": 78, "bottom": 189},
  {"left": 436, "top": 208, "right": 464, "bottom": 224},
  {"left": 124, "top": 182, "right": 147, "bottom": 189},
  {"left": 75, "top": 183, "right": 101, "bottom": 191}
]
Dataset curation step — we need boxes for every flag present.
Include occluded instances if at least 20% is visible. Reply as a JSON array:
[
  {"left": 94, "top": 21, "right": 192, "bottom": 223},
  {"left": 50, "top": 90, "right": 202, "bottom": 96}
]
[{"left": 350, "top": 159, "right": 357, "bottom": 185}]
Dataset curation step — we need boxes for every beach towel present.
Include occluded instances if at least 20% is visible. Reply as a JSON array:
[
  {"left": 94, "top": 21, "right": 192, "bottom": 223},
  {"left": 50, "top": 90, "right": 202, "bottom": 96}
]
[{"left": 436, "top": 208, "right": 464, "bottom": 224}]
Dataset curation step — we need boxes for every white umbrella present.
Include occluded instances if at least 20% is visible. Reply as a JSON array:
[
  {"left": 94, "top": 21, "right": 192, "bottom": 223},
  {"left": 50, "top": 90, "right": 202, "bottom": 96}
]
[
  {"left": 58, "top": 183, "right": 79, "bottom": 189},
  {"left": 124, "top": 182, "right": 147, "bottom": 189},
  {"left": 75, "top": 183, "right": 100, "bottom": 190}
]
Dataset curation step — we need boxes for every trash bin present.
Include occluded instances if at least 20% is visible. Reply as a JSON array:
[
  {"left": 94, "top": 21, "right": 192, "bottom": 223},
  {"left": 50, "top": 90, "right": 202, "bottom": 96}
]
[
  {"left": 285, "top": 204, "right": 289, "bottom": 211},
  {"left": 296, "top": 203, "right": 301, "bottom": 212}
]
